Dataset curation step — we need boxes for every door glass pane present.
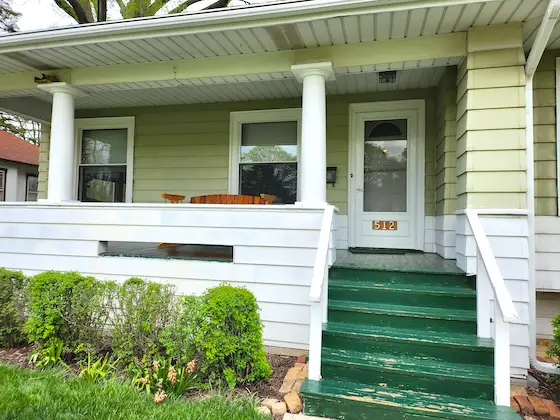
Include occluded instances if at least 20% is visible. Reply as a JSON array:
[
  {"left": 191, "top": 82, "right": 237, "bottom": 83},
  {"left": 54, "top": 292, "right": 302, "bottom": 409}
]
[
  {"left": 81, "top": 129, "right": 127, "bottom": 164},
  {"left": 79, "top": 166, "right": 126, "bottom": 202},
  {"left": 363, "top": 119, "right": 407, "bottom": 212}
]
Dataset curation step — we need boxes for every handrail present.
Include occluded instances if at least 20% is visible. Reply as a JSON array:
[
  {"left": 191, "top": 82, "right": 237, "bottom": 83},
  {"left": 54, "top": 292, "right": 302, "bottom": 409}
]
[
  {"left": 465, "top": 209, "right": 518, "bottom": 322},
  {"left": 465, "top": 209, "right": 519, "bottom": 407},
  {"left": 308, "top": 204, "right": 336, "bottom": 381},
  {"left": 309, "top": 205, "right": 335, "bottom": 302}
]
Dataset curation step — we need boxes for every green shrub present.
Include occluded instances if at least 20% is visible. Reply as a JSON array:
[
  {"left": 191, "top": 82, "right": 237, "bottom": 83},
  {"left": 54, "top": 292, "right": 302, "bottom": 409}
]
[
  {"left": 111, "top": 278, "right": 176, "bottom": 363},
  {"left": 193, "top": 285, "right": 271, "bottom": 387},
  {"left": 160, "top": 295, "right": 200, "bottom": 364},
  {"left": 25, "top": 271, "right": 112, "bottom": 355},
  {"left": 0, "top": 268, "right": 29, "bottom": 347}
]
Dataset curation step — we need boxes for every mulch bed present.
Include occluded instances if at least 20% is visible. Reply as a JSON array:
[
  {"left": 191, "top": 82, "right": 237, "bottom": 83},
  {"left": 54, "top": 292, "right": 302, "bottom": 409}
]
[
  {"left": 243, "top": 353, "right": 297, "bottom": 401},
  {"left": 1, "top": 346, "right": 296, "bottom": 403},
  {"left": 0, "top": 346, "right": 33, "bottom": 368},
  {"left": 530, "top": 368, "right": 560, "bottom": 404}
]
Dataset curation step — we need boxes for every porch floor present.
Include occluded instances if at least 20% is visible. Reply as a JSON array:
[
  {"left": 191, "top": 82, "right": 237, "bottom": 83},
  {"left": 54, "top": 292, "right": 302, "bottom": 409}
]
[{"left": 334, "top": 250, "right": 464, "bottom": 274}]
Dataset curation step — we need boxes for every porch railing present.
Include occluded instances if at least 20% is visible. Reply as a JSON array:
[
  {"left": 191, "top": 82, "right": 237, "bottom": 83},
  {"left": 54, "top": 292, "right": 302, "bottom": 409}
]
[
  {"left": 308, "top": 205, "right": 336, "bottom": 381},
  {"left": 465, "top": 209, "right": 518, "bottom": 406}
]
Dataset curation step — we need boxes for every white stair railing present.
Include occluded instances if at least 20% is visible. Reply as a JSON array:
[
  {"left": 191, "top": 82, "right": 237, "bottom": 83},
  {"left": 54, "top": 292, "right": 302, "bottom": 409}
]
[
  {"left": 308, "top": 205, "right": 336, "bottom": 381},
  {"left": 465, "top": 209, "right": 519, "bottom": 406}
]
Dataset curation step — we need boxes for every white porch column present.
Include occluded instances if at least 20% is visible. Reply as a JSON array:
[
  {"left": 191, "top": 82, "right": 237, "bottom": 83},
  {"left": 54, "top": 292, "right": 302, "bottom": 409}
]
[
  {"left": 291, "top": 62, "right": 334, "bottom": 206},
  {"left": 38, "top": 83, "right": 77, "bottom": 202}
]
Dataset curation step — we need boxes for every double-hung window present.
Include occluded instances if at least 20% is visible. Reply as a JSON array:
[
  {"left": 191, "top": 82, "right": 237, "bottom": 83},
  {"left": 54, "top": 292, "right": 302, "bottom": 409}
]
[
  {"left": 76, "top": 118, "right": 134, "bottom": 203},
  {"left": 26, "top": 174, "right": 38, "bottom": 201},
  {"left": 230, "top": 109, "right": 301, "bottom": 204},
  {"left": 0, "top": 168, "right": 5, "bottom": 201}
]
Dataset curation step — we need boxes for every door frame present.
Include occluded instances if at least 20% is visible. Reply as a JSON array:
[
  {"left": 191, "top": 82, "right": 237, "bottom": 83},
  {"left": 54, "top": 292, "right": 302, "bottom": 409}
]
[{"left": 348, "top": 100, "right": 426, "bottom": 250}]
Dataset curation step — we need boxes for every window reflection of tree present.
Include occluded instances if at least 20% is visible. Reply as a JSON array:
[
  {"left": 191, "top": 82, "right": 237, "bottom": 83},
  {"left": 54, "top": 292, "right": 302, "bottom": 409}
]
[
  {"left": 83, "top": 136, "right": 111, "bottom": 164},
  {"left": 240, "top": 145, "right": 297, "bottom": 204},
  {"left": 363, "top": 120, "right": 408, "bottom": 212}
]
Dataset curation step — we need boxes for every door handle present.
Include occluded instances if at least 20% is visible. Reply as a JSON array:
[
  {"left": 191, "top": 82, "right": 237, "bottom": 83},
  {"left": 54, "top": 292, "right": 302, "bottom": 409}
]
[{"left": 357, "top": 187, "right": 364, "bottom": 192}]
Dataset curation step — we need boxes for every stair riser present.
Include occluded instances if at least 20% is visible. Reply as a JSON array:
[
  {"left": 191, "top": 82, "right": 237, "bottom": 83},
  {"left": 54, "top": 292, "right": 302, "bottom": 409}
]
[
  {"left": 330, "top": 269, "right": 476, "bottom": 289},
  {"left": 321, "top": 363, "right": 494, "bottom": 400},
  {"left": 303, "top": 394, "right": 454, "bottom": 420},
  {"left": 327, "top": 309, "right": 477, "bottom": 335},
  {"left": 323, "top": 333, "right": 493, "bottom": 366},
  {"left": 329, "top": 288, "right": 476, "bottom": 310}
]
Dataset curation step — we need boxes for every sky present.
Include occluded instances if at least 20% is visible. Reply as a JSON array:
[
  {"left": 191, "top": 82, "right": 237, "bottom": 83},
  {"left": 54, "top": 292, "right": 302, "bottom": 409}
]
[{"left": 11, "top": 0, "right": 284, "bottom": 32}]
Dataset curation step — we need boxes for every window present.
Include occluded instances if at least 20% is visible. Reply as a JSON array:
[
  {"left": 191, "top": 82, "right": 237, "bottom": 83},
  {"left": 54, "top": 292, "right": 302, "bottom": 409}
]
[
  {"left": 229, "top": 110, "right": 301, "bottom": 204},
  {"left": 26, "top": 174, "right": 38, "bottom": 201},
  {"left": 363, "top": 119, "right": 408, "bottom": 212},
  {"left": 0, "top": 168, "right": 5, "bottom": 201},
  {"left": 76, "top": 118, "right": 134, "bottom": 203}
]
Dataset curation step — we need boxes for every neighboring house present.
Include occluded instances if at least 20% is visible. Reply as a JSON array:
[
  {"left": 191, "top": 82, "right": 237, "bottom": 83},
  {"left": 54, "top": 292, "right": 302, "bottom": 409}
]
[
  {"left": 2, "top": 0, "right": 560, "bottom": 417},
  {"left": 0, "top": 130, "right": 39, "bottom": 202}
]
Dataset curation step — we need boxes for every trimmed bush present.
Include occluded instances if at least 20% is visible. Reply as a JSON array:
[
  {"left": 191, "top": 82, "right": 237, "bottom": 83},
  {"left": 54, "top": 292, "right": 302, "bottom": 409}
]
[
  {"left": 193, "top": 285, "right": 271, "bottom": 387},
  {"left": 25, "top": 271, "right": 112, "bottom": 355},
  {"left": 160, "top": 295, "right": 199, "bottom": 364},
  {"left": 0, "top": 268, "right": 29, "bottom": 347},
  {"left": 111, "top": 278, "right": 176, "bottom": 363}
]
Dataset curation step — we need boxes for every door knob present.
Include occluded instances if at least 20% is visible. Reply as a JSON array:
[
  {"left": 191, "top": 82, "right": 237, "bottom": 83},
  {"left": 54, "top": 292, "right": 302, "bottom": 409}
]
[{"left": 357, "top": 187, "right": 364, "bottom": 192}]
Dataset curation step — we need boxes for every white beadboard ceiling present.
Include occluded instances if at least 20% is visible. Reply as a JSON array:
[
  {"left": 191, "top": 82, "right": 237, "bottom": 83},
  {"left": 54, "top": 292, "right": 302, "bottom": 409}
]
[
  {"left": 0, "top": 0, "right": 550, "bottom": 75},
  {"left": 74, "top": 65, "right": 452, "bottom": 109}
]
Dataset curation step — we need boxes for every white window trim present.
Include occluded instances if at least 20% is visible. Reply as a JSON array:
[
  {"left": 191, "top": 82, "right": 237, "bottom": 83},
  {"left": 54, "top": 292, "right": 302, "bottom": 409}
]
[
  {"left": 74, "top": 117, "right": 135, "bottom": 203},
  {"left": 228, "top": 108, "right": 302, "bottom": 199},
  {"left": 552, "top": 57, "right": 560, "bottom": 216}
]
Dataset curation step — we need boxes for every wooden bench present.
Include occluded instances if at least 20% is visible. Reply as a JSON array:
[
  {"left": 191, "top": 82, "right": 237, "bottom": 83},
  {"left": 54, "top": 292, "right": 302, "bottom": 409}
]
[{"left": 190, "top": 194, "right": 276, "bottom": 205}]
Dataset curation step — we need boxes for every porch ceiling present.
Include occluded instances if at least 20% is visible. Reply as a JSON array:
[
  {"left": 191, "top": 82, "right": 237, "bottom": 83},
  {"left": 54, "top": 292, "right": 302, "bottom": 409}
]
[
  {"left": 9, "top": 63, "right": 454, "bottom": 109},
  {"left": 0, "top": 0, "right": 548, "bottom": 75}
]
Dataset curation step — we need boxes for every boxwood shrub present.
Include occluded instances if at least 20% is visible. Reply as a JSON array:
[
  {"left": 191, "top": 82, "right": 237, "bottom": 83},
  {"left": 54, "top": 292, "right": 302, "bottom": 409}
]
[{"left": 0, "top": 268, "right": 29, "bottom": 347}]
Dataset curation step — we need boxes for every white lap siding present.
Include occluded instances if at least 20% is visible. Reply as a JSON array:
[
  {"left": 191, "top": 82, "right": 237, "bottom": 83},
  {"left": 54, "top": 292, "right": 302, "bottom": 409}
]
[{"left": 0, "top": 203, "right": 328, "bottom": 351}]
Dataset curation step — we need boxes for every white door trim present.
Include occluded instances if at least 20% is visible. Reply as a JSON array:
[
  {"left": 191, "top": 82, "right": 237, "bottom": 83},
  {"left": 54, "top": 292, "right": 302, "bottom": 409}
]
[{"left": 347, "top": 99, "right": 425, "bottom": 250}]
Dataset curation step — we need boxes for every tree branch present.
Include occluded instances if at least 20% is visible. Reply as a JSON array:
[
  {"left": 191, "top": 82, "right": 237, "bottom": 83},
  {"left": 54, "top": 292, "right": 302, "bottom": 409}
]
[
  {"left": 167, "top": 0, "right": 203, "bottom": 14},
  {"left": 203, "top": 0, "right": 230, "bottom": 10}
]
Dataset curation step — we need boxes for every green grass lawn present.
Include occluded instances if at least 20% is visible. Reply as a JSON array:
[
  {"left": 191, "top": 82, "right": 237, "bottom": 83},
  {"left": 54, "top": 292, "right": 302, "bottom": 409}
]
[{"left": 0, "top": 363, "right": 267, "bottom": 420}]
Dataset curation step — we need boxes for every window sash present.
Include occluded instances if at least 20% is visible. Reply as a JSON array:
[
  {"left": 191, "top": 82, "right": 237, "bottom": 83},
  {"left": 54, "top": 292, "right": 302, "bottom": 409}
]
[
  {"left": 0, "top": 169, "right": 5, "bottom": 201},
  {"left": 75, "top": 118, "right": 134, "bottom": 203}
]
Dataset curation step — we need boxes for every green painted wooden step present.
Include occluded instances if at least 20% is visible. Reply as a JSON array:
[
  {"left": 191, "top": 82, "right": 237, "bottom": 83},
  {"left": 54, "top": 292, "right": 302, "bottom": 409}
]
[
  {"left": 329, "top": 267, "right": 475, "bottom": 288},
  {"left": 321, "top": 348, "right": 493, "bottom": 400},
  {"left": 323, "top": 322, "right": 494, "bottom": 365},
  {"left": 301, "top": 379, "right": 520, "bottom": 420},
  {"left": 329, "top": 277, "right": 476, "bottom": 310},
  {"left": 328, "top": 300, "right": 477, "bottom": 334}
]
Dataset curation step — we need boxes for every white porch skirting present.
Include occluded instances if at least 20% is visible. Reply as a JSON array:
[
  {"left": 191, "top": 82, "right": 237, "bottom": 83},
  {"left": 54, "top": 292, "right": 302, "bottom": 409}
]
[
  {"left": 435, "top": 215, "right": 456, "bottom": 259},
  {"left": 455, "top": 211, "right": 530, "bottom": 379},
  {"left": 0, "top": 202, "right": 334, "bottom": 351}
]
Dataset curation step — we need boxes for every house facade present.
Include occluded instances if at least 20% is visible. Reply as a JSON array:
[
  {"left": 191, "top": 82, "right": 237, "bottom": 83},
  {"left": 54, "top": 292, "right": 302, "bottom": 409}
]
[
  {"left": 0, "top": 131, "right": 39, "bottom": 202},
  {"left": 1, "top": 0, "right": 560, "bottom": 415}
]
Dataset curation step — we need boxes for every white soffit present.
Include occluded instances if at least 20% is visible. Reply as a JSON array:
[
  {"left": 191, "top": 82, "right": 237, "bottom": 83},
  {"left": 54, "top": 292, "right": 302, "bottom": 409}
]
[
  {"left": 0, "top": 0, "right": 548, "bottom": 75},
  {"left": 71, "top": 66, "right": 449, "bottom": 109}
]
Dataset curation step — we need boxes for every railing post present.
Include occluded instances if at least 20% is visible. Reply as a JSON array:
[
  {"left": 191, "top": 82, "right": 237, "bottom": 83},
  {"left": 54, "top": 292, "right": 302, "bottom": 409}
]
[
  {"left": 322, "top": 260, "right": 329, "bottom": 323},
  {"left": 494, "top": 304, "right": 511, "bottom": 406},
  {"left": 308, "top": 301, "right": 322, "bottom": 381},
  {"left": 476, "top": 251, "right": 492, "bottom": 338}
]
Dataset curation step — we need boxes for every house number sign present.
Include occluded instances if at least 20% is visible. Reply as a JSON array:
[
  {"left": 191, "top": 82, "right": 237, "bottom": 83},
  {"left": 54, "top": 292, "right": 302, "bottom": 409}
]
[{"left": 372, "top": 221, "right": 398, "bottom": 231}]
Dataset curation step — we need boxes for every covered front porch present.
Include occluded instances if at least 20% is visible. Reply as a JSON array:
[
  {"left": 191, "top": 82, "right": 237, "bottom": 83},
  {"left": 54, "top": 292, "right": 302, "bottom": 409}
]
[{"left": 0, "top": 1, "right": 539, "bottom": 402}]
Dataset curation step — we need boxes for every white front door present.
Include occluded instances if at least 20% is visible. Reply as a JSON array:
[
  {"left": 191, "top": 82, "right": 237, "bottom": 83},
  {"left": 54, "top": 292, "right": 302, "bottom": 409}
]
[{"left": 349, "top": 100, "right": 425, "bottom": 250}]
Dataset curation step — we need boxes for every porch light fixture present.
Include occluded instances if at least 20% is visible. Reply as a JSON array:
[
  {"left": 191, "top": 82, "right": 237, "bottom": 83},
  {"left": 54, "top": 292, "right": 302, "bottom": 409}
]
[{"left": 379, "top": 71, "right": 397, "bottom": 84}]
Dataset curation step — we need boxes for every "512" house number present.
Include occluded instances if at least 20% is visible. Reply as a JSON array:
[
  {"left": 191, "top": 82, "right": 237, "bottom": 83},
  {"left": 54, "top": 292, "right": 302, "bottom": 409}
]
[{"left": 372, "top": 221, "right": 398, "bottom": 231}]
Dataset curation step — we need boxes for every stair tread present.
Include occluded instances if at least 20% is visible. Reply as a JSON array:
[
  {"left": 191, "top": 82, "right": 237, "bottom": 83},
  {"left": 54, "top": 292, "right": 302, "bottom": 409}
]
[
  {"left": 329, "top": 278, "right": 475, "bottom": 297},
  {"left": 322, "top": 347, "right": 493, "bottom": 383},
  {"left": 325, "top": 321, "right": 493, "bottom": 350},
  {"left": 301, "top": 379, "right": 519, "bottom": 420},
  {"left": 329, "top": 300, "right": 476, "bottom": 321}
]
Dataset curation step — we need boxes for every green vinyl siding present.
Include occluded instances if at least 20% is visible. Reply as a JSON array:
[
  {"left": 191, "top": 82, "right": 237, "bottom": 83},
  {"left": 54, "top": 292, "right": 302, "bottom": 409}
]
[
  {"left": 38, "top": 90, "right": 437, "bottom": 215},
  {"left": 533, "top": 50, "right": 559, "bottom": 216}
]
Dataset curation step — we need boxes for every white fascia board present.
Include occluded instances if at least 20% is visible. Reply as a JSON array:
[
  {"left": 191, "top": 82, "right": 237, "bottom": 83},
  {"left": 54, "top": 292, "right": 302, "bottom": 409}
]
[{"left": 0, "top": 0, "right": 501, "bottom": 52}]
